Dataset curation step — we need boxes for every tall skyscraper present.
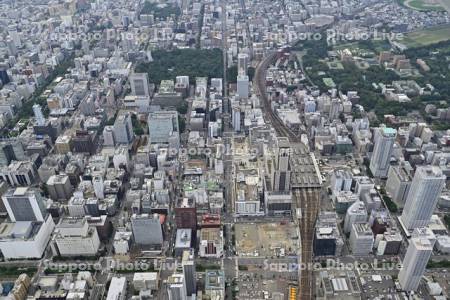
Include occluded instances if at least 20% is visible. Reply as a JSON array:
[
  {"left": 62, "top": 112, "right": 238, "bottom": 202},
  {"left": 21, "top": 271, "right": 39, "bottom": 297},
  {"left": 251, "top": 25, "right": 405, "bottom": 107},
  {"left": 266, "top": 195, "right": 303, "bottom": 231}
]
[
  {"left": 182, "top": 250, "right": 196, "bottom": 297},
  {"left": 102, "top": 125, "right": 115, "bottom": 146},
  {"left": 167, "top": 273, "right": 187, "bottom": 300},
  {"left": 386, "top": 161, "right": 412, "bottom": 207},
  {"left": 236, "top": 73, "right": 249, "bottom": 99},
  {"left": 0, "top": 68, "right": 10, "bottom": 85},
  {"left": 400, "top": 166, "right": 445, "bottom": 230},
  {"left": 369, "top": 126, "right": 396, "bottom": 178},
  {"left": 0, "top": 139, "right": 26, "bottom": 167},
  {"left": 329, "top": 99, "right": 341, "bottom": 121},
  {"left": 231, "top": 105, "right": 241, "bottom": 132},
  {"left": 398, "top": 228, "right": 435, "bottom": 291},
  {"left": 274, "top": 137, "right": 291, "bottom": 191},
  {"left": 92, "top": 176, "right": 104, "bottom": 199},
  {"left": 238, "top": 53, "right": 249, "bottom": 74},
  {"left": 2, "top": 187, "right": 47, "bottom": 222},
  {"left": 130, "top": 73, "right": 150, "bottom": 97},
  {"left": 344, "top": 201, "right": 367, "bottom": 234},
  {"left": 113, "top": 111, "right": 134, "bottom": 144}
]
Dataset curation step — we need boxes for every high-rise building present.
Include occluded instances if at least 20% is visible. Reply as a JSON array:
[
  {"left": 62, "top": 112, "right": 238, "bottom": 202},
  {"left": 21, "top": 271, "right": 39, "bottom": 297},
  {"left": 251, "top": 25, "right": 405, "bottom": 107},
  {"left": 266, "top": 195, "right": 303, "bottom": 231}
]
[
  {"left": 72, "top": 130, "right": 96, "bottom": 154},
  {"left": 236, "top": 73, "right": 249, "bottom": 99},
  {"left": 232, "top": 105, "right": 241, "bottom": 132},
  {"left": 386, "top": 162, "right": 412, "bottom": 208},
  {"left": 329, "top": 99, "right": 341, "bottom": 121},
  {"left": 113, "top": 146, "right": 130, "bottom": 171},
  {"left": 344, "top": 201, "right": 368, "bottom": 234},
  {"left": 400, "top": 166, "right": 446, "bottom": 230},
  {"left": 102, "top": 126, "right": 115, "bottom": 147},
  {"left": 106, "top": 277, "right": 127, "bottom": 300},
  {"left": 377, "top": 228, "right": 403, "bottom": 255},
  {"left": 238, "top": 53, "right": 249, "bottom": 74},
  {"left": 175, "top": 198, "right": 197, "bottom": 231},
  {"left": 314, "top": 212, "right": 344, "bottom": 257},
  {"left": 46, "top": 175, "right": 74, "bottom": 201},
  {"left": 131, "top": 214, "right": 163, "bottom": 247},
  {"left": 0, "top": 139, "right": 26, "bottom": 167},
  {"left": 68, "top": 195, "right": 86, "bottom": 217},
  {"left": 0, "top": 68, "right": 10, "bottom": 85},
  {"left": 113, "top": 111, "right": 134, "bottom": 144},
  {"left": 147, "top": 111, "right": 179, "bottom": 145},
  {"left": 274, "top": 137, "right": 291, "bottom": 191},
  {"left": 130, "top": 73, "right": 150, "bottom": 97},
  {"left": 349, "top": 222, "right": 374, "bottom": 256},
  {"left": 369, "top": 126, "right": 396, "bottom": 178},
  {"left": 92, "top": 176, "right": 104, "bottom": 199},
  {"left": 182, "top": 250, "right": 196, "bottom": 297},
  {"left": 167, "top": 274, "right": 187, "bottom": 300},
  {"left": 398, "top": 228, "right": 435, "bottom": 291},
  {"left": 2, "top": 187, "right": 47, "bottom": 222},
  {"left": 330, "top": 169, "right": 352, "bottom": 199}
]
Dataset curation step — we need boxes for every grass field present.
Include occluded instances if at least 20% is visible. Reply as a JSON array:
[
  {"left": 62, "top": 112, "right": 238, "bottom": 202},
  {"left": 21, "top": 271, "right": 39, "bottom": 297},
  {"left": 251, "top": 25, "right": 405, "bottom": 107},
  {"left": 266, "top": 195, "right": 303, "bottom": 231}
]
[
  {"left": 323, "top": 78, "right": 336, "bottom": 88},
  {"left": 334, "top": 40, "right": 391, "bottom": 53},
  {"left": 400, "top": 0, "right": 446, "bottom": 11},
  {"left": 401, "top": 24, "right": 450, "bottom": 47}
]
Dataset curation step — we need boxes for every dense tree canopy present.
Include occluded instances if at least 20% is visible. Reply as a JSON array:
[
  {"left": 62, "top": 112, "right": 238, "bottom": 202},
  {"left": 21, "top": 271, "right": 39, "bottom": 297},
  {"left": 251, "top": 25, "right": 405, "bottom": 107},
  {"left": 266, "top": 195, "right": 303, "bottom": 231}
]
[
  {"left": 140, "top": 1, "right": 181, "bottom": 20},
  {"left": 227, "top": 65, "right": 255, "bottom": 83},
  {"left": 135, "top": 49, "right": 223, "bottom": 84}
]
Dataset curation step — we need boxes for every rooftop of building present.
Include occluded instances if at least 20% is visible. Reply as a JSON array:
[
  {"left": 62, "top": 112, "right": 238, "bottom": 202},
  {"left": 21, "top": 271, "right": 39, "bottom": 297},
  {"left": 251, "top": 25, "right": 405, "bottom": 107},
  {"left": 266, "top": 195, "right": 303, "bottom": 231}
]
[
  {"left": 175, "top": 229, "right": 192, "bottom": 248},
  {"left": 205, "top": 269, "right": 225, "bottom": 290},
  {"left": 57, "top": 217, "right": 86, "bottom": 228}
]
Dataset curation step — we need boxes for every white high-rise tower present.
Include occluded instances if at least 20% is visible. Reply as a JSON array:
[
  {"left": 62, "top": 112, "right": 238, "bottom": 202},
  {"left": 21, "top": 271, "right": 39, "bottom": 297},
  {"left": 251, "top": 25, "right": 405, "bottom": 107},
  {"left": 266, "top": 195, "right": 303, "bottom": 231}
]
[
  {"left": 400, "top": 166, "right": 445, "bottom": 230},
  {"left": 92, "top": 176, "right": 104, "bottom": 200},
  {"left": 369, "top": 126, "right": 396, "bottom": 178},
  {"left": 398, "top": 228, "right": 435, "bottom": 291},
  {"left": 236, "top": 72, "right": 249, "bottom": 99},
  {"left": 167, "top": 273, "right": 187, "bottom": 300},
  {"left": 238, "top": 53, "right": 249, "bottom": 74}
]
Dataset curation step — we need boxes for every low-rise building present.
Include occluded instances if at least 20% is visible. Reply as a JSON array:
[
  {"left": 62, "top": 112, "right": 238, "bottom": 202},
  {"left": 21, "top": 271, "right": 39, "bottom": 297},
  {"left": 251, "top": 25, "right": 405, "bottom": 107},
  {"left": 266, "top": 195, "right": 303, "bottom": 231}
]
[
  {"left": 113, "top": 229, "right": 132, "bottom": 255},
  {"left": 132, "top": 272, "right": 159, "bottom": 291},
  {"left": 0, "top": 216, "right": 55, "bottom": 260},
  {"left": 199, "top": 227, "right": 223, "bottom": 258}
]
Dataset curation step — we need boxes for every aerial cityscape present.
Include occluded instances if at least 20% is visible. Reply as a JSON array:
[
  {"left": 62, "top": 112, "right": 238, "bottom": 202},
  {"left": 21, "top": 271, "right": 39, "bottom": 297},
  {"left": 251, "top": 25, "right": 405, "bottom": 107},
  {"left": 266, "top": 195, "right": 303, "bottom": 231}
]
[{"left": 0, "top": 0, "right": 449, "bottom": 299}]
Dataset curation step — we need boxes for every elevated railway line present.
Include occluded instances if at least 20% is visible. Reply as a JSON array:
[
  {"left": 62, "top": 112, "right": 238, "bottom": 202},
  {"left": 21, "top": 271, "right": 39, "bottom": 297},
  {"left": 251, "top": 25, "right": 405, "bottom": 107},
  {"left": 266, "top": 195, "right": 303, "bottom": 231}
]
[{"left": 254, "top": 49, "right": 321, "bottom": 300}]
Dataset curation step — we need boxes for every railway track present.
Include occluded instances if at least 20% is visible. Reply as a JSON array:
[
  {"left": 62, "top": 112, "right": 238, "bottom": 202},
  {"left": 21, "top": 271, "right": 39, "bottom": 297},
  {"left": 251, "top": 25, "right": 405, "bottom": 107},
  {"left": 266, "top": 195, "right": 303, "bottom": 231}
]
[
  {"left": 254, "top": 50, "right": 321, "bottom": 300},
  {"left": 295, "top": 188, "right": 320, "bottom": 300},
  {"left": 254, "top": 52, "right": 300, "bottom": 142}
]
